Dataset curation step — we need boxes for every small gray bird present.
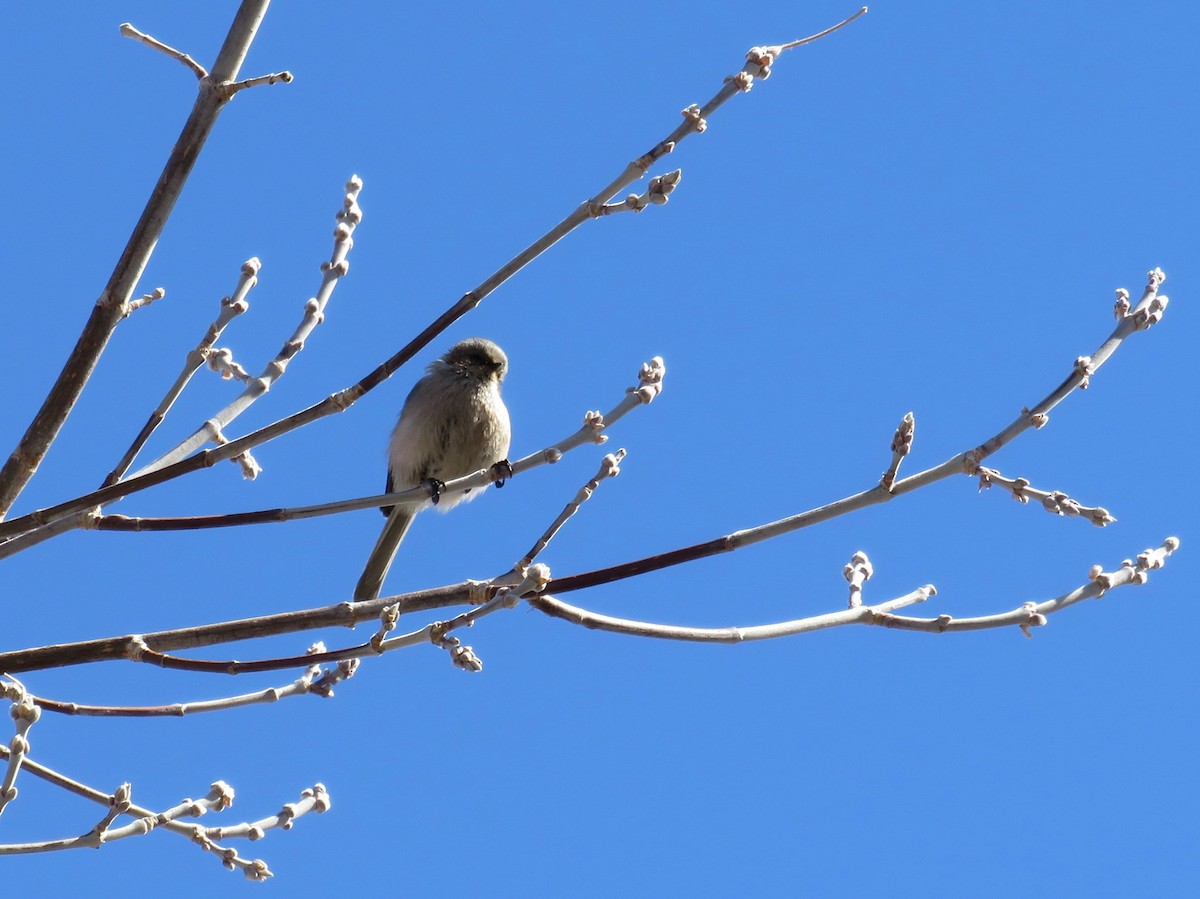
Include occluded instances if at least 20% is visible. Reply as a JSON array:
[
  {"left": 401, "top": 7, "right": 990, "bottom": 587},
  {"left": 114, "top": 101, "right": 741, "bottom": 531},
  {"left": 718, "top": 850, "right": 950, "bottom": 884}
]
[{"left": 354, "top": 337, "right": 512, "bottom": 601}]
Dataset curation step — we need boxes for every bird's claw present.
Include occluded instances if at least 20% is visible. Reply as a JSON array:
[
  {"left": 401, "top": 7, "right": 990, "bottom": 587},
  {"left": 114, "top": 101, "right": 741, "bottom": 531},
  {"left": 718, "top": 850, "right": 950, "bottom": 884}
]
[
  {"left": 491, "top": 459, "right": 514, "bottom": 488},
  {"left": 422, "top": 477, "right": 447, "bottom": 505}
]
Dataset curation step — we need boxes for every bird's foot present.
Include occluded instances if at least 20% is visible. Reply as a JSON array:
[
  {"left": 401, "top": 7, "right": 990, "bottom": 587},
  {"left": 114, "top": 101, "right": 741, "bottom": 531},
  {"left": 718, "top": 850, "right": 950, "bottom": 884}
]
[
  {"left": 422, "top": 477, "right": 447, "bottom": 505},
  {"left": 490, "top": 459, "right": 514, "bottom": 488}
]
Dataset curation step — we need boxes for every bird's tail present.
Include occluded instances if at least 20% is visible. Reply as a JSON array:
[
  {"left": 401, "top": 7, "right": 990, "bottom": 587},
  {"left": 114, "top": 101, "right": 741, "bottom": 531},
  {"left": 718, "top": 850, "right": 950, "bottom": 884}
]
[{"left": 353, "top": 507, "right": 416, "bottom": 601}]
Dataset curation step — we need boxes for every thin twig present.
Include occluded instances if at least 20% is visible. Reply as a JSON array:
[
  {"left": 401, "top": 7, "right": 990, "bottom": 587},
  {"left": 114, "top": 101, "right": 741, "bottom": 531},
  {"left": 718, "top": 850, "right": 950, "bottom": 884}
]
[
  {"left": 976, "top": 467, "right": 1115, "bottom": 526},
  {"left": 4, "top": 269, "right": 1161, "bottom": 549},
  {"left": 30, "top": 657, "right": 357, "bottom": 717},
  {"left": 0, "top": 755, "right": 280, "bottom": 879},
  {"left": 0, "top": 2, "right": 820, "bottom": 519},
  {"left": 122, "top": 287, "right": 167, "bottom": 315},
  {"left": 880, "top": 412, "right": 914, "bottom": 490},
  {"left": 872, "top": 538, "right": 1179, "bottom": 635},
  {"left": 133, "top": 178, "right": 363, "bottom": 479},
  {"left": 119, "top": 23, "right": 208, "bottom": 79},
  {"left": 199, "top": 784, "right": 328, "bottom": 843},
  {"left": 548, "top": 270, "right": 1171, "bottom": 594},
  {"left": 777, "top": 7, "right": 869, "bottom": 51},
  {"left": 221, "top": 71, "right": 294, "bottom": 97},
  {"left": 103, "top": 259, "right": 259, "bottom": 487},
  {"left": 516, "top": 450, "right": 626, "bottom": 570},
  {"left": 0, "top": 742, "right": 325, "bottom": 878},
  {"left": 0, "top": 356, "right": 663, "bottom": 552}
]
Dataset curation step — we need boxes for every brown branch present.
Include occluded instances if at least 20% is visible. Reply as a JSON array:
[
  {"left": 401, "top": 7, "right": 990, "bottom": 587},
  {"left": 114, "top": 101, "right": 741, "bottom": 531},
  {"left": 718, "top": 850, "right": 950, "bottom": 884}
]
[
  {"left": 0, "top": 355, "right": 664, "bottom": 553},
  {"left": 1, "top": 267, "right": 1162, "bottom": 549},
  {"left": 28, "top": 656, "right": 358, "bottom": 717},
  {"left": 0, "top": 267, "right": 1174, "bottom": 668},
  {"left": 0, "top": 584, "right": 486, "bottom": 673},
  {"left": 553, "top": 270, "right": 1170, "bottom": 591},
  {"left": 0, "top": 526, "right": 1181, "bottom": 674},
  {"left": 0, "top": 0, "right": 279, "bottom": 518},
  {"left": 0, "top": 5, "right": 845, "bottom": 526}
]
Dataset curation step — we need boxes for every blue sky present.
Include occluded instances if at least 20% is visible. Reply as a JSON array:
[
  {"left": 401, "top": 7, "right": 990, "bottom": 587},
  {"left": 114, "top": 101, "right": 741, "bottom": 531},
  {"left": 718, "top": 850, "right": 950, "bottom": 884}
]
[{"left": 1, "top": 1, "right": 1196, "bottom": 895}]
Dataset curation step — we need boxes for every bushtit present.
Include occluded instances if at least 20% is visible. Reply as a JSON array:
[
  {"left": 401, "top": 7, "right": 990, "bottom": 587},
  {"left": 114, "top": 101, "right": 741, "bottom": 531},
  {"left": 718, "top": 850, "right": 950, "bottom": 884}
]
[{"left": 354, "top": 337, "right": 512, "bottom": 601}]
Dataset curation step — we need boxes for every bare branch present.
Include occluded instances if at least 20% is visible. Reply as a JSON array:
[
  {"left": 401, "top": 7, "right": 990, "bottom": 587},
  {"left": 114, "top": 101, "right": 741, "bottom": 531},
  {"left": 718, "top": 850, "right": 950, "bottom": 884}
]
[
  {"left": 1, "top": 529, "right": 1180, "bottom": 676},
  {"left": 530, "top": 586, "right": 933, "bottom": 643},
  {"left": 133, "top": 178, "right": 363, "bottom": 479},
  {"left": 199, "top": 784, "right": 328, "bottom": 843},
  {"left": 532, "top": 538, "right": 1178, "bottom": 643},
  {"left": 0, "top": 0, "right": 278, "bottom": 517},
  {"left": 0, "top": 759, "right": 282, "bottom": 879},
  {"left": 103, "top": 259, "right": 259, "bottom": 486},
  {"left": 0, "top": 677, "right": 39, "bottom": 817},
  {"left": 873, "top": 538, "right": 1180, "bottom": 636},
  {"left": 221, "top": 70, "right": 295, "bottom": 98},
  {"left": 0, "top": 354, "right": 664, "bottom": 550},
  {"left": 976, "top": 467, "right": 1115, "bottom": 527},
  {"left": 843, "top": 551, "right": 874, "bottom": 608},
  {"left": 2, "top": 0, "right": 834, "bottom": 515},
  {"left": 774, "top": 7, "right": 870, "bottom": 52},
  {"left": 880, "top": 412, "right": 914, "bottom": 490},
  {"left": 0, "top": 509, "right": 98, "bottom": 562},
  {"left": 0, "top": 265, "right": 1175, "bottom": 671},
  {"left": 592, "top": 170, "right": 682, "bottom": 215},
  {"left": 119, "top": 22, "right": 207, "bottom": 79},
  {"left": 0, "top": 582, "right": 485, "bottom": 673},
  {"left": 1, "top": 0, "right": 831, "bottom": 518},
  {"left": 28, "top": 652, "right": 357, "bottom": 717},
  {"left": 516, "top": 450, "right": 626, "bottom": 571},
  {"left": 0, "top": 561, "right": 565, "bottom": 675},
  {"left": 549, "top": 270, "right": 1172, "bottom": 595}
]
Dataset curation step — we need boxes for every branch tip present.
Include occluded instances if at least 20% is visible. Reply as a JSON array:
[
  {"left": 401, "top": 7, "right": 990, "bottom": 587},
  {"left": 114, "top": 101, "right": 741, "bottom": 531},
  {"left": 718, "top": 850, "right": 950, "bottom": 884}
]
[
  {"left": 843, "top": 550, "right": 874, "bottom": 608},
  {"left": 881, "top": 412, "right": 915, "bottom": 489},
  {"left": 120, "top": 22, "right": 208, "bottom": 79},
  {"left": 221, "top": 71, "right": 294, "bottom": 99},
  {"left": 768, "top": 7, "right": 870, "bottom": 57}
]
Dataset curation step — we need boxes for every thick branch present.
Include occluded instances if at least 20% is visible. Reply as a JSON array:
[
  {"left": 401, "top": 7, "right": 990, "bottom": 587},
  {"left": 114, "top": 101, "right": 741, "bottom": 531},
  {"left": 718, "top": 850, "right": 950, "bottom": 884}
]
[
  {"left": 0, "top": 0, "right": 277, "bottom": 518},
  {"left": 0, "top": 584, "right": 487, "bottom": 673}
]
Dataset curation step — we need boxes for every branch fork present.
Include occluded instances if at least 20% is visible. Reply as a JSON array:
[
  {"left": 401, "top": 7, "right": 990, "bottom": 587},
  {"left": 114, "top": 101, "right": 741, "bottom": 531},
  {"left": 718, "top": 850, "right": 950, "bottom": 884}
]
[{"left": 121, "top": 21, "right": 293, "bottom": 98}]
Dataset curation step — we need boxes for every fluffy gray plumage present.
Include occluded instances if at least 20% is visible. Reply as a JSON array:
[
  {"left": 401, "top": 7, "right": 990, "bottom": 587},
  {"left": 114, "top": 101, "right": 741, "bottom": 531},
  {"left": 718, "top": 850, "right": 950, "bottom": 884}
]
[{"left": 354, "top": 337, "right": 511, "bottom": 601}]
